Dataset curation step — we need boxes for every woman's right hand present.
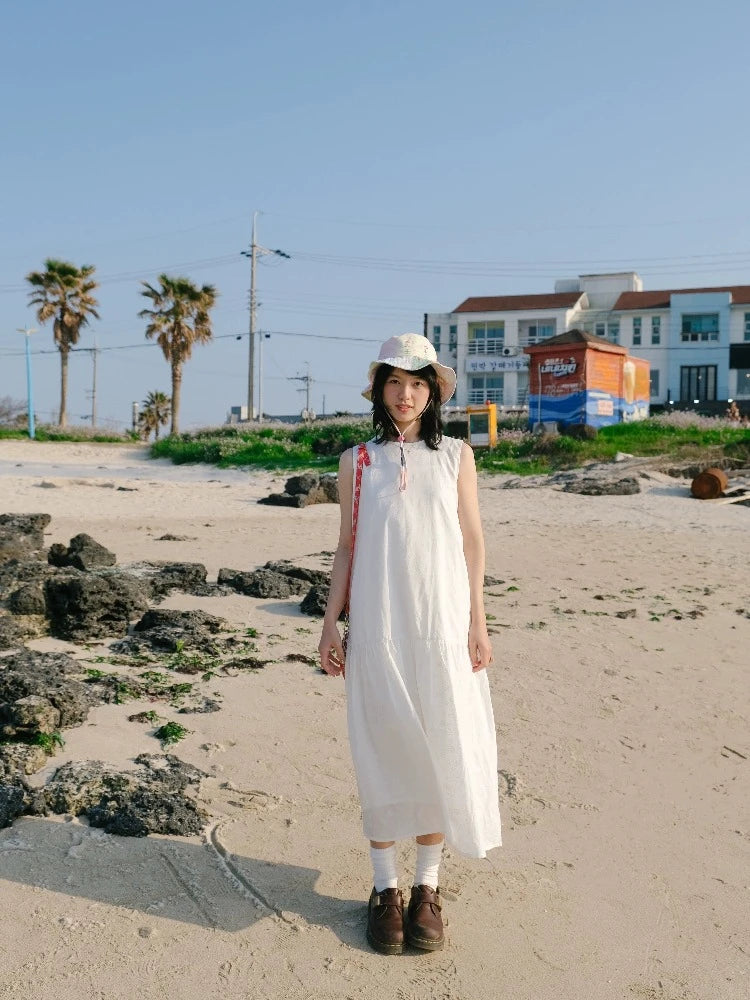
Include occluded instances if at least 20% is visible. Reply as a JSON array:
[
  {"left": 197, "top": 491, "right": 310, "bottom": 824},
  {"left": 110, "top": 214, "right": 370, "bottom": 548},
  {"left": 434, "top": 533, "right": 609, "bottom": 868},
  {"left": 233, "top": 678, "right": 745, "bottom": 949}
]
[{"left": 318, "top": 619, "right": 345, "bottom": 676}]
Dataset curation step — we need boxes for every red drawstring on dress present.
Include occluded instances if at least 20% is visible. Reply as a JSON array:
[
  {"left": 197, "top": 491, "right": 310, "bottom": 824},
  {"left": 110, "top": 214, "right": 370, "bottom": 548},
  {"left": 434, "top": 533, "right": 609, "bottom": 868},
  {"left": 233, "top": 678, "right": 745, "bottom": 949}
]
[
  {"left": 389, "top": 410, "right": 424, "bottom": 493},
  {"left": 397, "top": 432, "right": 408, "bottom": 492}
]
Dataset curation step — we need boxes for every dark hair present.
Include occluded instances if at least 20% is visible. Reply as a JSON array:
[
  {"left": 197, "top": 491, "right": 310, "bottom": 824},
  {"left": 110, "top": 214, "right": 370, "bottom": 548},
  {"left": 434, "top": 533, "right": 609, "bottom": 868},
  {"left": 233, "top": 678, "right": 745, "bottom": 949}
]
[{"left": 371, "top": 364, "right": 443, "bottom": 449}]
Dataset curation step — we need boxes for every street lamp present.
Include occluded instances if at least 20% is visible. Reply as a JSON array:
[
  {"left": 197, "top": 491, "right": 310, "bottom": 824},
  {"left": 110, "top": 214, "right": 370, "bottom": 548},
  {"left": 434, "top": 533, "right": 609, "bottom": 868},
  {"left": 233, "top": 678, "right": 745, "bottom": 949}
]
[
  {"left": 240, "top": 211, "right": 290, "bottom": 420},
  {"left": 16, "top": 327, "right": 37, "bottom": 439}
]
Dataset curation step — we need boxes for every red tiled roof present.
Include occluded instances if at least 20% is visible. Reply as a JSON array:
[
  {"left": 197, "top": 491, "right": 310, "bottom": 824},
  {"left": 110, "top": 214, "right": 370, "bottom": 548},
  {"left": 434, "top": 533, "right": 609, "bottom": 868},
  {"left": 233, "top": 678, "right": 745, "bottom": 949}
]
[
  {"left": 614, "top": 285, "right": 750, "bottom": 310},
  {"left": 454, "top": 292, "right": 583, "bottom": 313},
  {"left": 523, "top": 328, "right": 626, "bottom": 355}
]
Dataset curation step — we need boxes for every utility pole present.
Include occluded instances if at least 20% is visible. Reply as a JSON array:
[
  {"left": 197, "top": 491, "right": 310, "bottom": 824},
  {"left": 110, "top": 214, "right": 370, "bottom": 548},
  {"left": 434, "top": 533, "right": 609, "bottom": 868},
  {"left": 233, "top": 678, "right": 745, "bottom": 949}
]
[
  {"left": 290, "top": 363, "right": 314, "bottom": 421},
  {"left": 247, "top": 211, "right": 257, "bottom": 420},
  {"left": 258, "top": 331, "right": 270, "bottom": 422},
  {"left": 241, "top": 212, "right": 290, "bottom": 420},
  {"left": 16, "top": 327, "right": 37, "bottom": 439},
  {"left": 91, "top": 342, "right": 98, "bottom": 429}
]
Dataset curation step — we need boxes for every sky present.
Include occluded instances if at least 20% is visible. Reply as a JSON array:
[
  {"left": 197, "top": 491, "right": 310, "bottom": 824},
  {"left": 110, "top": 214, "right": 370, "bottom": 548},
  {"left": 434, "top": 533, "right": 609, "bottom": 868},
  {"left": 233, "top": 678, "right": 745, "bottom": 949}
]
[{"left": 2, "top": 0, "right": 750, "bottom": 429}]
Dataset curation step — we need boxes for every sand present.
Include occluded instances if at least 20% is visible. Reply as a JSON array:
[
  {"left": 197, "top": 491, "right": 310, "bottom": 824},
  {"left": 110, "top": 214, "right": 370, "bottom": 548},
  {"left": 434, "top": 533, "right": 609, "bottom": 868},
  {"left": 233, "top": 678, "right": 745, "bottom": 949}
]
[{"left": 0, "top": 439, "right": 748, "bottom": 1000}]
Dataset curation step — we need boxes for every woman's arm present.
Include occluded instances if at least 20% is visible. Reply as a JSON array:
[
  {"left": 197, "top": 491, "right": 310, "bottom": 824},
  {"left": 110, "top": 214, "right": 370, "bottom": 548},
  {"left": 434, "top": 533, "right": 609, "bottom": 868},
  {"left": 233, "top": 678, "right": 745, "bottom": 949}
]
[
  {"left": 317, "top": 448, "right": 354, "bottom": 676},
  {"left": 457, "top": 442, "right": 493, "bottom": 672}
]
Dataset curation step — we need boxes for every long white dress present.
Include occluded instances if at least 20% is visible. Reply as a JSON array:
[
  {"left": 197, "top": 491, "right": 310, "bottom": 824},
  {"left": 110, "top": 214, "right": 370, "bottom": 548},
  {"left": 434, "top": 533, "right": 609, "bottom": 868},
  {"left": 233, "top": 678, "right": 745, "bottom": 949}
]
[{"left": 345, "top": 436, "right": 502, "bottom": 858}]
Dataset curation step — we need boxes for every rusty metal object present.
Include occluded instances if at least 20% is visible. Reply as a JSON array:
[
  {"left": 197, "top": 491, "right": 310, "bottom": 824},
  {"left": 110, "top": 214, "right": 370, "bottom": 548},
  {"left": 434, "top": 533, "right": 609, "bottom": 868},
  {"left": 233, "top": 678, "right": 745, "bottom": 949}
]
[{"left": 690, "top": 467, "right": 730, "bottom": 500}]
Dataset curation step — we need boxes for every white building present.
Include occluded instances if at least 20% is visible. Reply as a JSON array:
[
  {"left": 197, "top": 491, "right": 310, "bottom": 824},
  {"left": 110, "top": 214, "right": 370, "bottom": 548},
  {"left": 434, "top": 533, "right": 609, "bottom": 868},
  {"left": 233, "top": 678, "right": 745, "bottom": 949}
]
[{"left": 425, "top": 272, "right": 750, "bottom": 408}]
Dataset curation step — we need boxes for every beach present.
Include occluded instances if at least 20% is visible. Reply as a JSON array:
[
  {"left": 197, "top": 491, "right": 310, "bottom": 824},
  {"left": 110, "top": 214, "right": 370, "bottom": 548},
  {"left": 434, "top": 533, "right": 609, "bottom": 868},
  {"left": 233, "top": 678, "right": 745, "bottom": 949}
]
[{"left": 0, "top": 439, "right": 747, "bottom": 1000}]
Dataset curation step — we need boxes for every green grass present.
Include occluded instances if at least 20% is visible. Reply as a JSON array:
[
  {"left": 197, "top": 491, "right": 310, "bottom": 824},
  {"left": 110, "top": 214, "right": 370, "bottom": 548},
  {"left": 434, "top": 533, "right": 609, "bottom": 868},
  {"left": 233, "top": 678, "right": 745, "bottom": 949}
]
[
  {"left": 0, "top": 426, "right": 134, "bottom": 443},
  {"left": 150, "top": 420, "right": 371, "bottom": 470},
  {"left": 155, "top": 721, "right": 189, "bottom": 746},
  {"left": 19, "top": 415, "right": 743, "bottom": 477},
  {"left": 32, "top": 731, "right": 66, "bottom": 754},
  {"left": 473, "top": 420, "right": 749, "bottom": 475}
]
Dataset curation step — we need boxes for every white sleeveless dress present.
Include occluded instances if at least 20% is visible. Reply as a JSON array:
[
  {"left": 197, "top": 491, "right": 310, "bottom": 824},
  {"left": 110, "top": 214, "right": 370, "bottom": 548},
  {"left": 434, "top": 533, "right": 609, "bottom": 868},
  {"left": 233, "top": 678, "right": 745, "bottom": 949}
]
[{"left": 345, "top": 436, "right": 502, "bottom": 857}]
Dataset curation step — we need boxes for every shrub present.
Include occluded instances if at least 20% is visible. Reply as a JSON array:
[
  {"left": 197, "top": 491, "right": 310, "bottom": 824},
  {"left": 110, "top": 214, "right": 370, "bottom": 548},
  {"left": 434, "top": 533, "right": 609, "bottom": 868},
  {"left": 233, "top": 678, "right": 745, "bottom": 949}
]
[{"left": 561, "top": 423, "right": 598, "bottom": 440}]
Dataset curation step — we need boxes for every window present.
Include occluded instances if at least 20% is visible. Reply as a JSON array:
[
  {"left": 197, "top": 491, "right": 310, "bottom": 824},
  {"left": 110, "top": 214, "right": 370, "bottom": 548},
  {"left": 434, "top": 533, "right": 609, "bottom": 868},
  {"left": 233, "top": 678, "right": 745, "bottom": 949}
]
[
  {"left": 516, "top": 371, "right": 529, "bottom": 404},
  {"left": 680, "top": 365, "right": 717, "bottom": 402},
  {"left": 521, "top": 322, "right": 555, "bottom": 344},
  {"left": 744, "top": 313, "right": 750, "bottom": 342},
  {"left": 432, "top": 325, "right": 441, "bottom": 351},
  {"left": 608, "top": 321, "right": 620, "bottom": 344},
  {"left": 680, "top": 313, "right": 719, "bottom": 343},
  {"left": 469, "top": 374, "right": 504, "bottom": 404},
  {"left": 651, "top": 316, "right": 661, "bottom": 345},
  {"left": 649, "top": 370, "right": 659, "bottom": 398},
  {"left": 449, "top": 324, "right": 458, "bottom": 353},
  {"left": 468, "top": 322, "right": 504, "bottom": 354},
  {"left": 595, "top": 322, "right": 606, "bottom": 337},
  {"left": 633, "top": 317, "right": 642, "bottom": 346},
  {"left": 736, "top": 368, "right": 750, "bottom": 397}
]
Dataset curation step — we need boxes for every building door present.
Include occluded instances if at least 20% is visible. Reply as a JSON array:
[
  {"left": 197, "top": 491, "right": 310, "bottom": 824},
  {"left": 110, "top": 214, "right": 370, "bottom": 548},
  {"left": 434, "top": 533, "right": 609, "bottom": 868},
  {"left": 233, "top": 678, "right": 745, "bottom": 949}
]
[{"left": 679, "top": 365, "right": 717, "bottom": 402}]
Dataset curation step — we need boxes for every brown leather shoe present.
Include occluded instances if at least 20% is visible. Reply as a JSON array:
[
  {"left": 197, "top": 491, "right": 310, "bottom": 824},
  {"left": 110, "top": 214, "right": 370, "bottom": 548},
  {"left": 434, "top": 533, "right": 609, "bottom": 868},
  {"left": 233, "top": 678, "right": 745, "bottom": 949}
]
[
  {"left": 366, "top": 887, "right": 405, "bottom": 955},
  {"left": 405, "top": 884, "right": 444, "bottom": 951}
]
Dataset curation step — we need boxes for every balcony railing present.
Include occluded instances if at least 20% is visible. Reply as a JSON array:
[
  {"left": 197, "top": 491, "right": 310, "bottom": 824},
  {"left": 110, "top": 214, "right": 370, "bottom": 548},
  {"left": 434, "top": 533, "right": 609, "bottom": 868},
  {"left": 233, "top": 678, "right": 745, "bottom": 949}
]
[
  {"left": 468, "top": 389, "right": 504, "bottom": 405},
  {"left": 518, "top": 334, "right": 554, "bottom": 347},
  {"left": 467, "top": 338, "right": 505, "bottom": 355}
]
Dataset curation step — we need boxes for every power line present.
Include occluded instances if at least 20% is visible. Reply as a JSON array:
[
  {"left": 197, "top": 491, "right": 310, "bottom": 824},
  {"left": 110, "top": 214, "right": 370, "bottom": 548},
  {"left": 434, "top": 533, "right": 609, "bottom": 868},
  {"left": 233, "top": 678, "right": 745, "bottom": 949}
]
[
  {"left": 0, "top": 327, "right": 383, "bottom": 360},
  {"left": 6, "top": 244, "right": 750, "bottom": 297}
]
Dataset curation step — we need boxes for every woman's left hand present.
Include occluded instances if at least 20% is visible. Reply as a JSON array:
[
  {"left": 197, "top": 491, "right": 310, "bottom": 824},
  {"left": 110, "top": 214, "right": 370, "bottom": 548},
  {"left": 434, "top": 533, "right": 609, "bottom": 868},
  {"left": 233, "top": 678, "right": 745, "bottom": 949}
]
[{"left": 468, "top": 621, "right": 494, "bottom": 672}]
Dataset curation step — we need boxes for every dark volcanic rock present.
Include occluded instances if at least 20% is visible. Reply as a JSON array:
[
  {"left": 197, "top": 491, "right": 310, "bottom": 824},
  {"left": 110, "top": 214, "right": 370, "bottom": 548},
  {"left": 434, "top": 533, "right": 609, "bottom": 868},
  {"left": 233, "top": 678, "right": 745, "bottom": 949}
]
[
  {"left": 262, "top": 561, "right": 329, "bottom": 586},
  {"left": 8, "top": 582, "right": 46, "bottom": 616},
  {"left": 561, "top": 477, "right": 641, "bottom": 496},
  {"left": 0, "top": 559, "right": 55, "bottom": 602},
  {"left": 318, "top": 473, "right": 339, "bottom": 503},
  {"left": 300, "top": 583, "right": 330, "bottom": 617},
  {"left": 0, "top": 785, "right": 25, "bottom": 829},
  {"left": 0, "top": 742, "right": 48, "bottom": 778},
  {"left": 45, "top": 570, "right": 150, "bottom": 640},
  {"left": 42, "top": 754, "right": 207, "bottom": 837},
  {"left": 217, "top": 568, "right": 306, "bottom": 598},
  {"left": 258, "top": 471, "right": 339, "bottom": 507},
  {"left": 1, "top": 695, "right": 60, "bottom": 739},
  {"left": 48, "top": 533, "right": 116, "bottom": 571},
  {"left": 149, "top": 562, "right": 208, "bottom": 598},
  {"left": 125, "top": 561, "right": 211, "bottom": 599},
  {"left": 285, "top": 473, "right": 320, "bottom": 496},
  {"left": 47, "top": 543, "right": 68, "bottom": 567},
  {"left": 0, "top": 650, "right": 95, "bottom": 728},
  {"left": 177, "top": 697, "right": 222, "bottom": 714},
  {"left": 0, "top": 614, "right": 24, "bottom": 651},
  {"left": 123, "top": 608, "right": 226, "bottom": 655},
  {"left": 257, "top": 492, "right": 308, "bottom": 508},
  {"left": 0, "top": 513, "right": 50, "bottom": 563}
]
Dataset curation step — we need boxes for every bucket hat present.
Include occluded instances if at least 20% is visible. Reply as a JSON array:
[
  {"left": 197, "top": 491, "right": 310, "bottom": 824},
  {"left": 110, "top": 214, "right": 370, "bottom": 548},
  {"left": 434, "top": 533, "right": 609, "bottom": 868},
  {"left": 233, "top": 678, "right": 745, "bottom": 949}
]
[{"left": 362, "top": 333, "right": 457, "bottom": 404}]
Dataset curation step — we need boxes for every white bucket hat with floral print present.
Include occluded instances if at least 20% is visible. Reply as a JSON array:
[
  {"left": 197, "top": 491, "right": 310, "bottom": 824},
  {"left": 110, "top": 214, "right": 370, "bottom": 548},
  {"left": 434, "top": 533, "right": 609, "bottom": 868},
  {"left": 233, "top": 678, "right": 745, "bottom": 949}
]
[{"left": 362, "top": 333, "right": 457, "bottom": 404}]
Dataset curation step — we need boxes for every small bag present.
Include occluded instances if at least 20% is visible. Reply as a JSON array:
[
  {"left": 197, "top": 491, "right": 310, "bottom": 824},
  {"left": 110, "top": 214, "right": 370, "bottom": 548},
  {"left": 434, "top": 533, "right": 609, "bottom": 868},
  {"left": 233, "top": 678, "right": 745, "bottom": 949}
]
[{"left": 342, "top": 442, "right": 370, "bottom": 658}]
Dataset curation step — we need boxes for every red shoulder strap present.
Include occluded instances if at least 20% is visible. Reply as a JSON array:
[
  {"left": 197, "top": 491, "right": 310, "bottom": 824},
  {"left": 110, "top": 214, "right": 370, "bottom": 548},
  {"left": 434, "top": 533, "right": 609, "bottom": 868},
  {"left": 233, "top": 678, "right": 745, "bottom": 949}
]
[{"left": 345, "top": 444, "right": 369, "bottom": 611}]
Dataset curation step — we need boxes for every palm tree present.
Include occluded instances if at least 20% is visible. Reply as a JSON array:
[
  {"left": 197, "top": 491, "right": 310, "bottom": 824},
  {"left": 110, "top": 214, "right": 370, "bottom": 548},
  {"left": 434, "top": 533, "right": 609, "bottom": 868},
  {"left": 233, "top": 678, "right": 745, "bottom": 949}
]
[
  {"left": 26, "top": 259, "right": 100, "bottom": 427},
  {"left": 139, "top": 275, "right": 217, "bottom": 436},
  {"left": 138, "top": 390, "right": 171, "bottom": 441}
]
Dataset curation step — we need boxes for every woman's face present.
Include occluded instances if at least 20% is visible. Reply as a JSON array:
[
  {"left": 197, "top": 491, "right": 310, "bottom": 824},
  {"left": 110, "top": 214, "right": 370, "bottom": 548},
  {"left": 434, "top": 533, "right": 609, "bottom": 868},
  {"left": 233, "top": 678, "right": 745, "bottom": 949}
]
[{"left": 382, "top": 367, "right": 431, "bottom": 430}]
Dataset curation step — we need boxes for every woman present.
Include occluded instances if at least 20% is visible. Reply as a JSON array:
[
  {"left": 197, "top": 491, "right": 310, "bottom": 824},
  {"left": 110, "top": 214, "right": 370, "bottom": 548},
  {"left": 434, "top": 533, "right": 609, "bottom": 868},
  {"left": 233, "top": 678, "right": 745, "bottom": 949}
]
[{"left": 318, "top": 333, "right": 501, "bottom": 955}]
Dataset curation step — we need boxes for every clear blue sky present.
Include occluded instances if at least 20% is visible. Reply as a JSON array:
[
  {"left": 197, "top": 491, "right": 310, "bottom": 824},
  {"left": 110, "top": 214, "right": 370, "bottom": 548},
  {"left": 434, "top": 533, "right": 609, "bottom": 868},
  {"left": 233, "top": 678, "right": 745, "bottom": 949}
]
[{"left": 2, "top": 0, "right": 750, "bottom": 428}]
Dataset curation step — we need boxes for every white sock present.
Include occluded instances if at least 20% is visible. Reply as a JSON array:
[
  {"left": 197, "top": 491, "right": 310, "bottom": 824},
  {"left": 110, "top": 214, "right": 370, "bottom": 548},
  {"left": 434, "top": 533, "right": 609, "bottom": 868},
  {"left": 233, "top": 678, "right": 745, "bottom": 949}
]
[
  {"left": 414, "top": 842, "right": 443, "bottom": 889},
  {"left": 370, "top": 845, "right": 398, "bottom": 892}
]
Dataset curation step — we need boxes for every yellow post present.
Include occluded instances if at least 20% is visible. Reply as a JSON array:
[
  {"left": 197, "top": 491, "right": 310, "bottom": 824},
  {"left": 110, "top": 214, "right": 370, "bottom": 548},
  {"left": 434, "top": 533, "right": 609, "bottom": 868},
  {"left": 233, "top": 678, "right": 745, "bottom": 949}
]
[{"left": 466, "top": 403, "right": 497, "bottom": 449}]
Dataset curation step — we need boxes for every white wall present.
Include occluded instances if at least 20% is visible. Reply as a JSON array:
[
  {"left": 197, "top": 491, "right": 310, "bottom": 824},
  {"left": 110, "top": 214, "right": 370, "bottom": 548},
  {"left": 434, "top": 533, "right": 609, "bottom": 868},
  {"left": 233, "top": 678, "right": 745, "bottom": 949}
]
[
  {"left": 729, "top": 305, "right": 750, "bottom": 343},
  {"left": 579, "top": 272, "right": 642, "bottom": 309}
]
